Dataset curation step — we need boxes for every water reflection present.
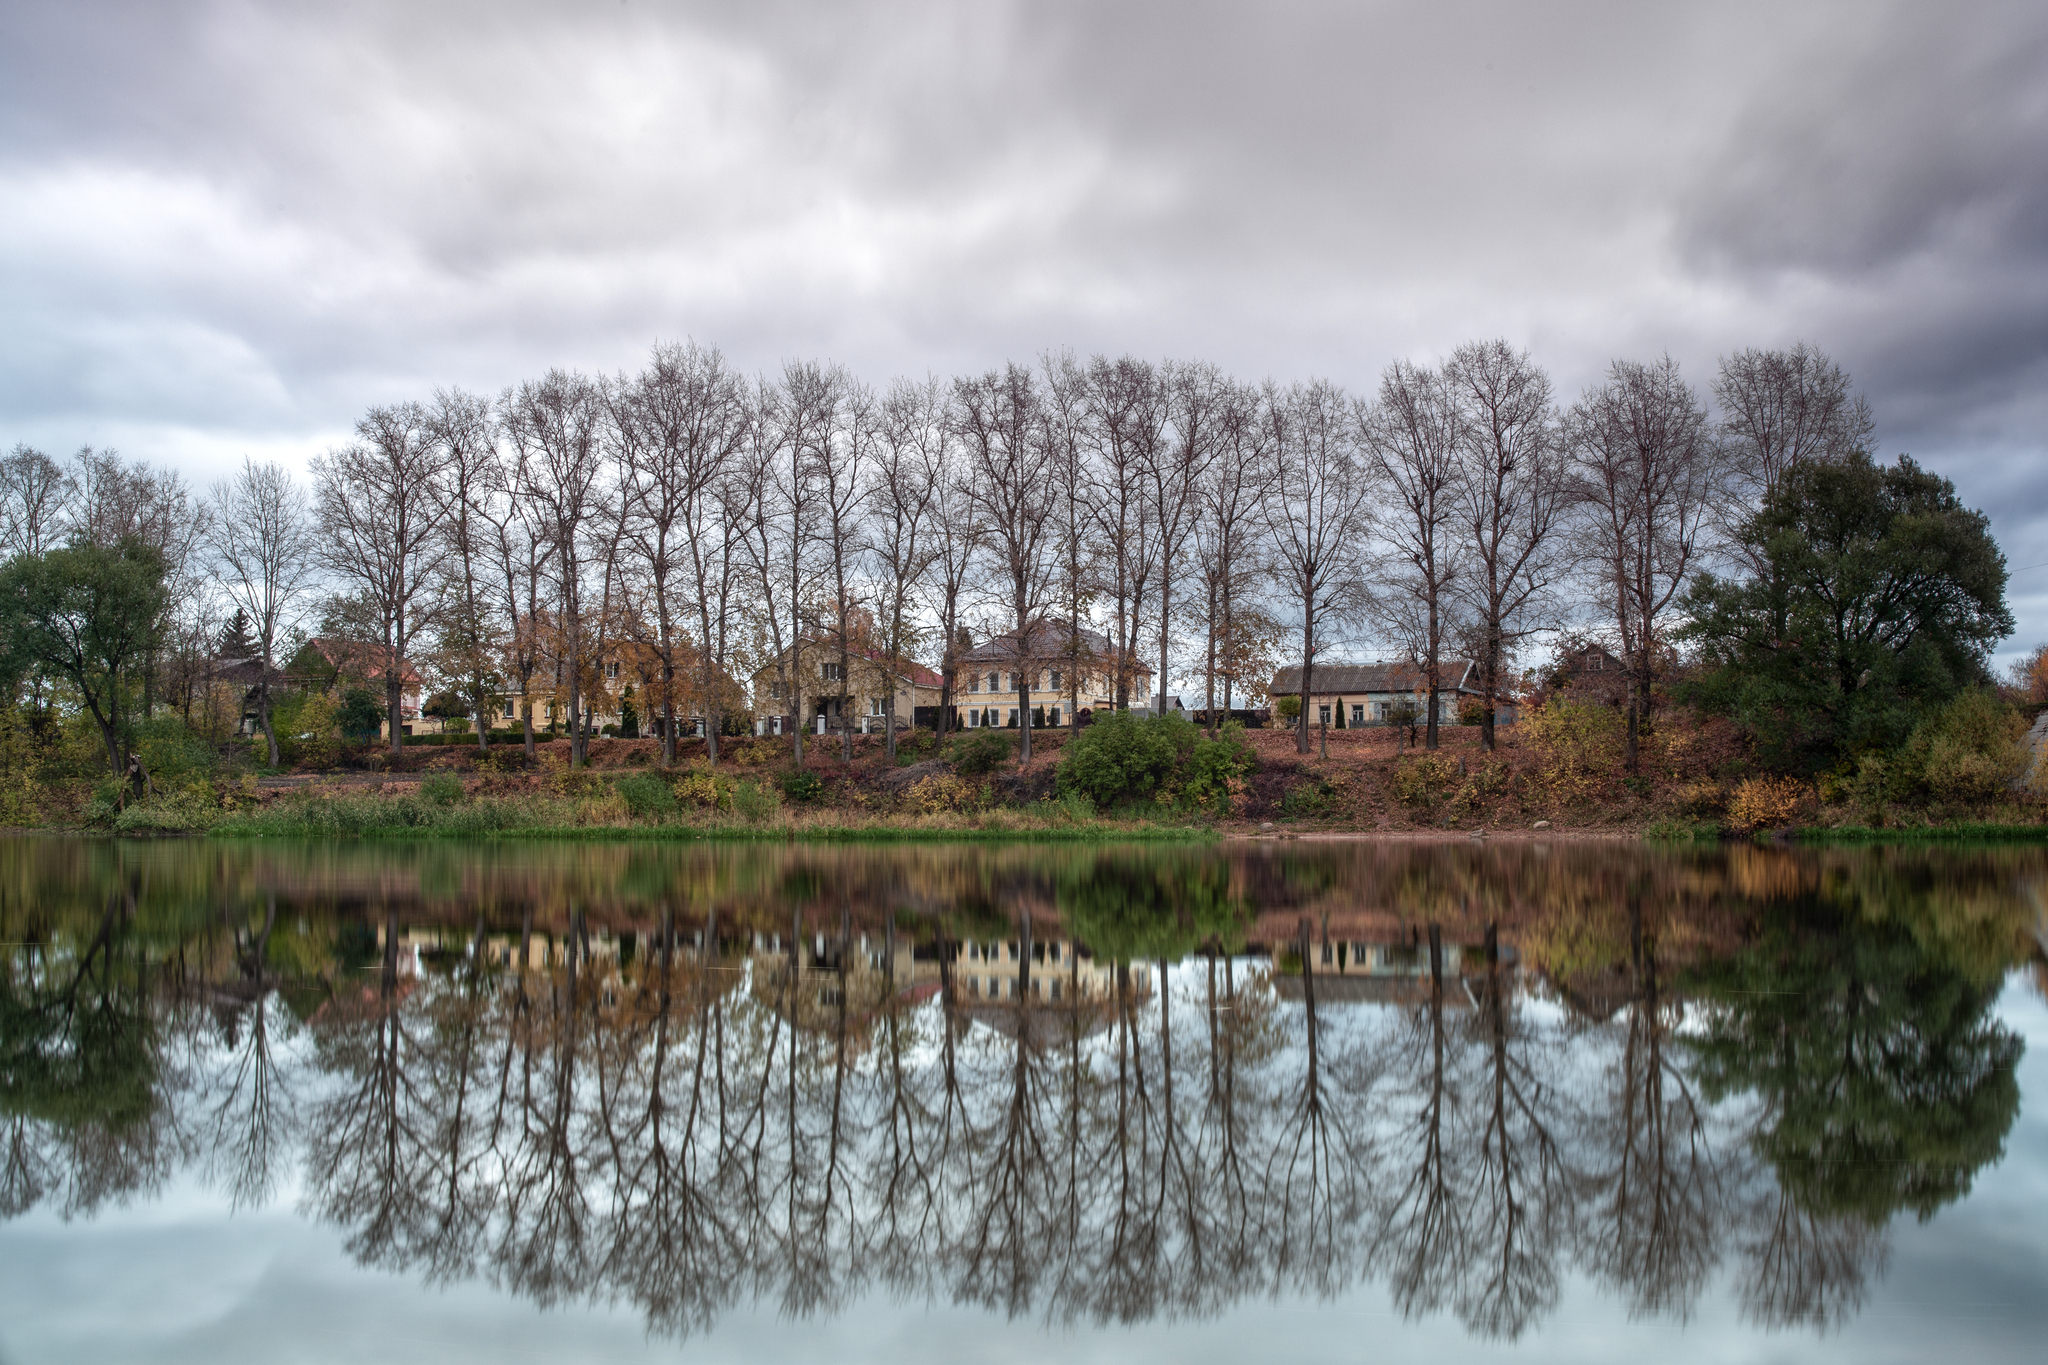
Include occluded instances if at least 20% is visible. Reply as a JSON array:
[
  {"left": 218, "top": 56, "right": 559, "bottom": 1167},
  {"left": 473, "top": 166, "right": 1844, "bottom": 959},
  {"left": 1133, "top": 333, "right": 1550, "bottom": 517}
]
[{"left": 2, "top": 838, "right": 2041, "bottom": 1343}]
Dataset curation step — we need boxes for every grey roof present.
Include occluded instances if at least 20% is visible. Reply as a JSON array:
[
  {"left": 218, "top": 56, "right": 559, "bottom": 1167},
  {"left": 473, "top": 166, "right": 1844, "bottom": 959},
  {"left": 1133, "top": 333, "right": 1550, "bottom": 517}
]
[
  {"left": 1268, "top": 660, "right": 1478, "bottom": 696},
  {"left": 959, "top": 618, "right": 1140, "bottom": 671}
]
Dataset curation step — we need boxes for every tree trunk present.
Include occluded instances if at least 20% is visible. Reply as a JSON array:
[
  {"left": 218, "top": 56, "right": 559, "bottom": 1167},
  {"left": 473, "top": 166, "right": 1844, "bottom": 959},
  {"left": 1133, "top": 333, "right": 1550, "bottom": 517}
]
[
  {"left": 1296, "top": 617, "right": 1314, "bottom": 755},
  {"left": 258, "top": 678, "right": 279, "bottom": 768},
  {"left": 387, "top": 672, "right": 404, "bottom": 758}
]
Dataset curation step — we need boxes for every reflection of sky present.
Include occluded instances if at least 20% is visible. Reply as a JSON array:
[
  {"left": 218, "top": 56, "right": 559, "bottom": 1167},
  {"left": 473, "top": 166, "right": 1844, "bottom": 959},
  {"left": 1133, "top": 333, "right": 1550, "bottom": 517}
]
[{"left": 3, "top": 981, "right": 2045, "bottom": 1364}]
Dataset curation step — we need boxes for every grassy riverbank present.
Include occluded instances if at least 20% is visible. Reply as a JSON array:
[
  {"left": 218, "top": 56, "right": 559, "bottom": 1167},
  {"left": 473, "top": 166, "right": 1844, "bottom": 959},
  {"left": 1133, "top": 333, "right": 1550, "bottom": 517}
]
[{"left": 205, "top": 792, "right": 1211, "bottom": 842}]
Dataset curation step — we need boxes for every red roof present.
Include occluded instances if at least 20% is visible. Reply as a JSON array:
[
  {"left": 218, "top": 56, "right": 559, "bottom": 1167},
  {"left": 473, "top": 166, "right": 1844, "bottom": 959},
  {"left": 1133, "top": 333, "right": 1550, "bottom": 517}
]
[{"left": 306, "top": 637, "right": 424, "bottom": 687}]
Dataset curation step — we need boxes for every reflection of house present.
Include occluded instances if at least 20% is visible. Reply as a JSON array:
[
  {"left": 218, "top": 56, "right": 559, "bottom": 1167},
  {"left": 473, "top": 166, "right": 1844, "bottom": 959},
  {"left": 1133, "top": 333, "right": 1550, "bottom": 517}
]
[
  {"left": 1273, "top": 935, "right": 1515, "bottom": 1008},
  {"left": 1267, "top": 660, "right": 1490, "bottom": 728},
  {"left": 955, "top": 618, "right": 1149, "bottom": 729},
  {"left": 952, "top": 937, "right": 1140, "bottom": 1005},
  {"left": 750, "top": 638, "right": 944, "bottom": 737}
]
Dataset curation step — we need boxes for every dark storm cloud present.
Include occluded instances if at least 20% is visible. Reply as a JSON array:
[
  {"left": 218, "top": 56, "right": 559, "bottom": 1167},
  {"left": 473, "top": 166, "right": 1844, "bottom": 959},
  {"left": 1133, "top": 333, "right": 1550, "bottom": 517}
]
[{"left": 4, "top": 0, "right": 2047, "bottom": 641}]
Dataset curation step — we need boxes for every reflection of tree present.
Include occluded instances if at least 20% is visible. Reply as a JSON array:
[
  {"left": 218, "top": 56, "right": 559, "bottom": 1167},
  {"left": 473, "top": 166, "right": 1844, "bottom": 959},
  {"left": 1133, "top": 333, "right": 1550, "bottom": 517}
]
[
  {"left": 1689, "top": 890, "right": 2025, "bottom": 1329},
  {"left": 6, "top": 838, "right": 2042, "bottom": 1348},
  {"left": 0, "top": 890, "right": 174, "bottom": 1220},
  {"left": 1582, "top": 899, "right": 1723, "bottom": 1320},
  {"left": 1269, "top": 919, "right": 1361, "bottom": 1298},
  {"left": 195, "top": 894, "right": 296, "bottom": 1210},
  {"left": 1371, "top": 924, "right": 1465, "bottom": 1319},
  {"left": 302, "top": 905, "right": 441, "bottom": 1275},
  {"left": 1454, "top": 927, "right": 1570, "bottom": 1339}
]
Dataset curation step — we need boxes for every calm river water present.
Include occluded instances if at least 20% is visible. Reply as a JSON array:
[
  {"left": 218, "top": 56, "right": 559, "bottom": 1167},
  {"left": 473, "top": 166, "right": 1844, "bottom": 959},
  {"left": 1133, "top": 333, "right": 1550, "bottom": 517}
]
[{"left": 3, "top": 836, "right": 2046, "bottom": 1362}]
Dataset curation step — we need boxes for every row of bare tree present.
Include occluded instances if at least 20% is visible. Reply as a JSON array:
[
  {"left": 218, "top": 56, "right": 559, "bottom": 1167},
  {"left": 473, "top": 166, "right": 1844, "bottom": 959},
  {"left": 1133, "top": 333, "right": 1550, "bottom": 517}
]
[{"left": 1, "top": 341, "right": 1872, "bottom": 766}]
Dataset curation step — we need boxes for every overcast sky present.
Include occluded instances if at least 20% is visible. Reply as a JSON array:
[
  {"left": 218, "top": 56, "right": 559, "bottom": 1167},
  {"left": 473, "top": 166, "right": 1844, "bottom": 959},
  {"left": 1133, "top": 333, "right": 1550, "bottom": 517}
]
[{"left": 5, "top": 1, "right": 2047, "bottom": 657}]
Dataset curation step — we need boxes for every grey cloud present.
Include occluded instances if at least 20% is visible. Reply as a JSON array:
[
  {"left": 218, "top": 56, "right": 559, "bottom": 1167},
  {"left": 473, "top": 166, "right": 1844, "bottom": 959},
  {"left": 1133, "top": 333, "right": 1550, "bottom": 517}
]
[{"left": 3, "top": 0, "right": 2048, "bottom": 652}]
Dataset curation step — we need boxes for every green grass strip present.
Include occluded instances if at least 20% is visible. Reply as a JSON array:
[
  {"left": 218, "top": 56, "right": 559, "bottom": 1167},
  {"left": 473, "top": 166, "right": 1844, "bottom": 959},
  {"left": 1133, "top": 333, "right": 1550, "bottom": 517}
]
[{"left": 1796, "top": 822, "right": 2048, "bottom": 844}]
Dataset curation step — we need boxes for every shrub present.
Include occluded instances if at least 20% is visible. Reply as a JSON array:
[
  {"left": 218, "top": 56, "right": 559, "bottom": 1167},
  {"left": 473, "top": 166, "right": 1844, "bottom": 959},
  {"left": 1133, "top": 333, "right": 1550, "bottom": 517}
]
[
  {"left": 112, "top": 789, "right": 220, "bottom": 834},
  {"left": 1456, "top": 697, "right": 1488, "bottom": 727},
  {"left": 1728, "top": 774, "right": 1811, "bottom": 830},
  {"left": 1274, "top": 695, "right": 1302, "bottom": 724},
  {"left": 1391, "top": 754, "right": 1462, "bottom": 808},
  {"left": 419, "top": 773, "right": 466, "bottom": 807},
  {"left": 779, "top": 767, "right": 827, "bottom": 803},
  {"left": 672, "top": 769, "right": 734, "bottom": 811},
  {"left": 730, "top": 779, "right": 781, "bottom": 822},
  {"left": 1055, "top": 710, "right": 1185, "bottom": 807},
  {"left": 606, "top": 771, "right": 674, "bottom": 816},
  {"left": 1176, "top": 722, "right": 1257, "bottom": 814},
  {"left": 1281, "top": 776, "right": 1336, "bottom": 816},
  {"left": 1674, "top": 779, "right": 1727, "bottom": 817},
  {"left": 1896, "top": 689, "right": 2027, "bottom": 804},
  {"left": 904, "top": 773, "right": 978, "bottom": 814},
  {"left": 131, "top": 714, "right": 219, "bottom": 787},
  {"left": 1521, "top": 699, "right": 1623, "bottom": 803},
  {"left": 949, "top": 730, "right": 1013, "bottom": 776}
]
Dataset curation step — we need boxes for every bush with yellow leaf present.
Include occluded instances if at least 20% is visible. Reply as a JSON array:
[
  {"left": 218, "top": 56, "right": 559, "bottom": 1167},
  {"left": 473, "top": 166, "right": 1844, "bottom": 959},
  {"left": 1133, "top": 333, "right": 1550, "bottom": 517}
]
[{"left": 1727, "top": 774, "right": 1811, "bottom": 830}]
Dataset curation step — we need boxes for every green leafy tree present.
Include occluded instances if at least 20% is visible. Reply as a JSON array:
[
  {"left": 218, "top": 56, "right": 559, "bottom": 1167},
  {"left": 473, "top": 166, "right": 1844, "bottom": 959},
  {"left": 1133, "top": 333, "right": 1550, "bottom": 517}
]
[
  {"left": 1687, "top": 893, "right": 2024, "bottom": 1223},
  {"left": 0, "top": 538, "right": 168, "bottom": 775},
  {"left": 338, "top": 686, "right": 384, "bottom": 741},
  {"left": 1682, "top": 452, "right": 2011, "bottom": 772}
]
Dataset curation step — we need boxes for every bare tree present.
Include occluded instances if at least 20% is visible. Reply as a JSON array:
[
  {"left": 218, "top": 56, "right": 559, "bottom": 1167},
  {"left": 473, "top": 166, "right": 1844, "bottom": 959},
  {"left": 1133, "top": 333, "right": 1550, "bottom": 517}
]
[
  {"left": 1082, "top": 357, "right": 1165, "bottom": 710},
  {"left": 925, "top": 416, "right": 982, "bottom": 743},
  {"left": 501, "top": 371, "right": 608, "bottom": 767},
  {"left": 1262, "top": 381, "right": 1373, "bottom": 755},
  {"left": 869, "top": 377, "right": 947, "bottom": 760},
  {"left": 1569, "top": 357, "right": 1718, "bottom": 771},
  {"left": 618, "top": 341, "right": 749, "bottom": 765},
  {"left": 1362, "top": 360, "right": 1464, "bottom": 750},
  {"left": 819, "top": 381, "right": 876, "bottom": 760},
  {"left": 957, "top": 363, "right": 1057, "bottom": 763},
  {"left": 1041, "top": 351, "right": 1095, "bottom": 732},
  {"left": 313, "top": 405, "right": 452, "bottom": 755},
  {"left": 208, "top": 460, "right": 315, "bottom": 766},
  {"left": 478, "top": 436, "right": 554, "bottom": 759},
  {"left": 1714, "top": 343, "right": 1873, "bottom": 508},
  {"left": 1150, "top": 360, "right": 1222, "bottom": 716},
  {"left": 1446, "top": 341, "right": 1570, "bottom": 752},
  {"left": 771, "top": 362, "right": 843, "bottom": 765},
  {"left": 425, "top": 388, "right": 503, "bottom": 755},
  {"left": 1197, "top": 380, "right": 1276, "bottom": 734},
  {"left": 0, "top": 444, "right": 73, "bottom": 559}
]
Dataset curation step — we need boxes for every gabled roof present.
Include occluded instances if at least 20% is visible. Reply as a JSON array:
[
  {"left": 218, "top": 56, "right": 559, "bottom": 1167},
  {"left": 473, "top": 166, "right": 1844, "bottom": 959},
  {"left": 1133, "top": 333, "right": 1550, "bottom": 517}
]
[
  {"left": 302, "top": 637, "right": 424, "bottom": 687},
  {"left": 754, "top": 638, "right": 942, "bottom": 689},
  {"left": 1268, "top": 660, "right": 1479, "bottom": 696},
  {"left": 959, "top": 618, "right": 1147, "bottom": 674}
]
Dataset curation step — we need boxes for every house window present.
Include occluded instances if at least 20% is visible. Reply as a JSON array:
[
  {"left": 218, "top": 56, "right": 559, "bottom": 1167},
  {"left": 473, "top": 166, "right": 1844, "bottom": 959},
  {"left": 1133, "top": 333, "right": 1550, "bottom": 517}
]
[
  {"left": 1049, "top": 706, "right": 1061, "bottom": 726},
  {"left": 606, "top": 660, "right": 619, "bottom": 680},
  {"left": 1587, "top": 651, "right": 1602, "bottom": 671},
  {"left": 1351, "top": 704, "right": 1364, "bottom": 726},
  {"left": 821, "top": 662, "right": 845, "bottom": 682},
  {"left": 968, "top": 673, "right": 981, "bottom": 693},
  {"left": 1319, "top": 705, "right": 1331, "bottom": 725},
  {"left": 503, "top": 702, "right": 516, "bottom": 719},
  {"left": 1007, "top": 709, "right": 1018, "bottom": 727},
  {"left": 869, "top": 697, "right": 884, "bottom": 716},
  {"left": 1050, "top": 670, "right": 1062, "bottom": 690},
  {"left": 1050, "top": 979, "right": 1063, "bottom": 1002}
]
